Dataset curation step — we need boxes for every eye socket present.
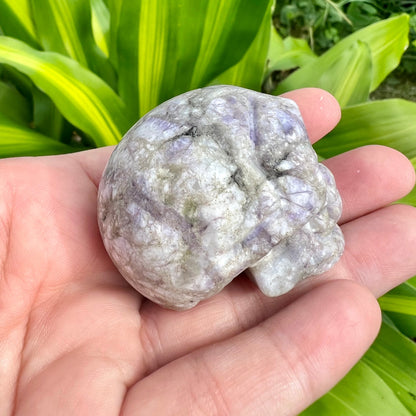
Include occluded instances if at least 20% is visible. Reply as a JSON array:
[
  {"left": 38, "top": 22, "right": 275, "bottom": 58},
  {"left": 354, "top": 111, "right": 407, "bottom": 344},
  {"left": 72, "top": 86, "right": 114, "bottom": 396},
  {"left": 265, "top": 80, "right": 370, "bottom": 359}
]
[{"left": 185, "top": 126, "right": 198, "bottom": 137}]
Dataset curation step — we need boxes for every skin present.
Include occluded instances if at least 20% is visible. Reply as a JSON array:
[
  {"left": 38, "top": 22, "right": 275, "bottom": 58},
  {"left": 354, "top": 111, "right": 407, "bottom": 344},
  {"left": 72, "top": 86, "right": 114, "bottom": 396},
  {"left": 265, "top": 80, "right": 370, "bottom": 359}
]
[{"left": 1, "top": 88, "right": 416, "bottom": 415}]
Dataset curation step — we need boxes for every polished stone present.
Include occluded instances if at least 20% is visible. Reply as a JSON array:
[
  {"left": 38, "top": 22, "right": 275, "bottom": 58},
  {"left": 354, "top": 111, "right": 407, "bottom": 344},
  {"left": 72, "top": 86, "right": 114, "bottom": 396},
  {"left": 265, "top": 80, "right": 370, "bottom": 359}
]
[{"left": 98, "top": 85, "right": 344, "bottom": 310}]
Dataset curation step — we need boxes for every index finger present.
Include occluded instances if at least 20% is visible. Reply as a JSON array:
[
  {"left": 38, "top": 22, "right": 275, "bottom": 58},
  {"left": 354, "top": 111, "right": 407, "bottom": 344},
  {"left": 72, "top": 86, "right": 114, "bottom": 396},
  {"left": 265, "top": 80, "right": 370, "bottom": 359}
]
[{"left": 280, "top": 88, "right": 341, "bottom": 143}]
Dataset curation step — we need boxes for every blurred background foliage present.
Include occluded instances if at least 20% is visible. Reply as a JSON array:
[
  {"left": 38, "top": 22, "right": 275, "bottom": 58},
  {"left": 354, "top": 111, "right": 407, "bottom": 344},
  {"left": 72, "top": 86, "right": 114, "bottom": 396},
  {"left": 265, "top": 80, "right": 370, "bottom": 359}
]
[
  {"left": 274, "top": 0, "right": 416, "bottom": 78},
  {"left": 0, "top": 1, "right": 416, "bottom": 414},
  {"left": 274, "top": 0, "right": 416, "bottom": 102}
]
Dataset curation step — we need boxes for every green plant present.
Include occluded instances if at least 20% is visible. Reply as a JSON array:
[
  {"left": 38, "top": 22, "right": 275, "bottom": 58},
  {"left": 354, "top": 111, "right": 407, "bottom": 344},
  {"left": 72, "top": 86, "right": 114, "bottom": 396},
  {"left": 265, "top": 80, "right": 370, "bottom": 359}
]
[
  {"left": 0, "top": 0, "right": 272, "bottom": 156},
  {"left": 1, "top": 1, "right": 416, "bottom": 414},
  {"left": 274, "top": 0, "right": 416, "bottom": 80},
  {"left": 274, "top": 0, "right": 354, "bottom": 53},
  {"left": 266, "top": 13, "right": 416, "bottom": 415}
]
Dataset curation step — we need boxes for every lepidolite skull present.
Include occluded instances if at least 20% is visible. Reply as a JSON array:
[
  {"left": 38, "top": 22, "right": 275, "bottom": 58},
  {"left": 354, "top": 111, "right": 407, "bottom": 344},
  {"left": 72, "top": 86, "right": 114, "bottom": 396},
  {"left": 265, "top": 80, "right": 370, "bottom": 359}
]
[{"left": 98, "top": 86, "right": 344, "bottom": 310}]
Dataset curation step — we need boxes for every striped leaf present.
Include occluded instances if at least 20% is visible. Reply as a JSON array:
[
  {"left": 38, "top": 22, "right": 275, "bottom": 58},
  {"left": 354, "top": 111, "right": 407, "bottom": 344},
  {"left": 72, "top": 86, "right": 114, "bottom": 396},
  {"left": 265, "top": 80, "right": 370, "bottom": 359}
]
[
  {"left": 302, "top": 359, "right": 412, "bottom": 415},
  {"left": 384, "top": 279, "right": 416, "bottom": 339},
  {"left": 213, "top": 0, "right": 274, "bottom": 91},
  {"left": 91, "top": 0, "right": 111, "bottom": 57},
  {"left": 0, "top": 0, "right": 38, "bottom": 47},
  {"left": 188, "top": 0, "right": 270, "bottom": 89},
  {"left": 275, "top": 40, "right": 372, "bottom": 107},
  {"left": 0, "top": 113, "right": 75, "bottom": 157},
  {"left": 315, "top": 99, "right": 416, "bottom": 210},
  {"left": 0, "top": 36, "right": 131, "bottom": 146},
  {"left": 30, "top": 0, "right": 115, "bottom": 86},
  {"left": 314, "top": 99, "right": 416, "bottom": 160},
  {"left": 116, "top": 0, "right": 271, "bottom": 117},
  {"left": 106, "top": 0, "right": 123, "bottom": 69},
  {"left": 379, "top": 295, "right": 416, "bottom": 316},
  {"left": 363, "top": 320, "right": 416, "bottom": 413},
  {"left": 275, "top": 14, "right": 409, "bottom": 96}
]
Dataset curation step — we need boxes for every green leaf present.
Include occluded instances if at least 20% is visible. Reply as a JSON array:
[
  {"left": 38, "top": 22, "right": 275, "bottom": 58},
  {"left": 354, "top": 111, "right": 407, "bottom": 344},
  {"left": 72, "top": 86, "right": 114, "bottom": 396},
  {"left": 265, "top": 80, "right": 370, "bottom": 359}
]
[
  {"left": 0, "top": 112, "right": 74, "bottom": 157},
  {"left": 397, "top": 168, "right": 416, "bottom": 207},
  {"left": 302, "top": 360, "right": 412, "bottom": 415},
  {"left": 0, "top": 64, "right": 34, "bottom": 100},
  {"left": 106, "top": 0, "right": 122, "bottom": 69},
  {"left": 116, "top": 0, "right": 271, "bottom": 117},
  {"left": 379, "top": 294, "right": 416, "bottom": 316},
  {"left": 0, "top": 80, "right": 31, "bottom": 124},
  {"left": 314, "top": 99, "right": 416, "bottom": 159},
  {"left": 382, "top": 281, "right": 416, "bottom": 338},
  {"left": 266, "top": 32, "right": 317, "bottom": 75},
  {"left": 275, "top": 14, "right": 409, "bottom": 95},
  {"left": 188, "top": 0, "right": 271, "bottom": 89},
  {"left": 363, "top": 320, "right": 416, "bottom": 413},
  {"left": 30, "top": 0, "right": 115, "bottom": 86},
  {"left": 0, "top": 0, "right": 38, "bottom": 47},
  {"left": 346, "top": 2, "right": 380, "bottom": 28},
  {"left": 275, "top": 40, "right": 372, "bottom": 107},
  {"left": 212, "top": 0, "right": 273, "bottom": 91},
  {"left": 31, "top": 87, "right": 69, "bottom": 141},
  {"left": 407, "top": 276, "right": 416, "bottom": 290},
  {"left": 0, "top": 36, "right": 131, "bottom": 146},
  {"left": 91, "top": 0, "right": 111, "bottom": 57}
]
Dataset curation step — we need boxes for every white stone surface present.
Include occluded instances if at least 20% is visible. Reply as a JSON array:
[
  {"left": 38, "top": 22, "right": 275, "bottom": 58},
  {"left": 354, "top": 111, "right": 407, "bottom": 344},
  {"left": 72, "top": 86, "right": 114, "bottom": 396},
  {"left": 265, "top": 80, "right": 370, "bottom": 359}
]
[{"left": 98, "top": 85, "right": 344, "bottom": 310}]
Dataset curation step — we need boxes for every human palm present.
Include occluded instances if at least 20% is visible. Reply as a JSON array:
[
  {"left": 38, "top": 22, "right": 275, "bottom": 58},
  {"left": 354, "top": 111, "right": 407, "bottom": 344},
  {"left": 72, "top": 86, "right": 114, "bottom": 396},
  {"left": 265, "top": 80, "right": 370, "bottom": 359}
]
[{"left": 1, "top": 89, "right": 416, "bottom": 415}]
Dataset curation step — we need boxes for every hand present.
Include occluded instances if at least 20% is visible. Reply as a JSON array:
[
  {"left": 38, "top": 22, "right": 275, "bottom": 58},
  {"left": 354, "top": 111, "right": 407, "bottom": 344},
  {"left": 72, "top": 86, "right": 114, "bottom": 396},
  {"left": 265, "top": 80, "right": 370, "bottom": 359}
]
[{"left": 1, "top": 89, "right": 415, "bottom": 416}]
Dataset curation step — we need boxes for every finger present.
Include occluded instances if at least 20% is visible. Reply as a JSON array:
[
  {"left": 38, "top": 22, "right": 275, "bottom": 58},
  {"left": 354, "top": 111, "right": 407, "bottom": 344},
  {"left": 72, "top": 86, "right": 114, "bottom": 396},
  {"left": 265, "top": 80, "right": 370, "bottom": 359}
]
[
  {"left": 325, "top": 204, "right": 416, "bottom": 298},
  {"left": 281, "top": 88, "right": 341, "bottom": 143},
  {"left": 69, "top": 146, "right": 114, "bottom": 189},
  {"left": 123, "top": 280, "right": 381, "bottom": 415},
  {"left": 71, "top": 88, "right": 341, "bottom": 188},
  {"left": 325, "top": 145, "right": 415, "bottom": 224},
  {"left": 139, "top": 204, "right": 416, "bottom": 370},
  {"left": 136, "top": 146, "right": 416, "bottom": 365}
]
